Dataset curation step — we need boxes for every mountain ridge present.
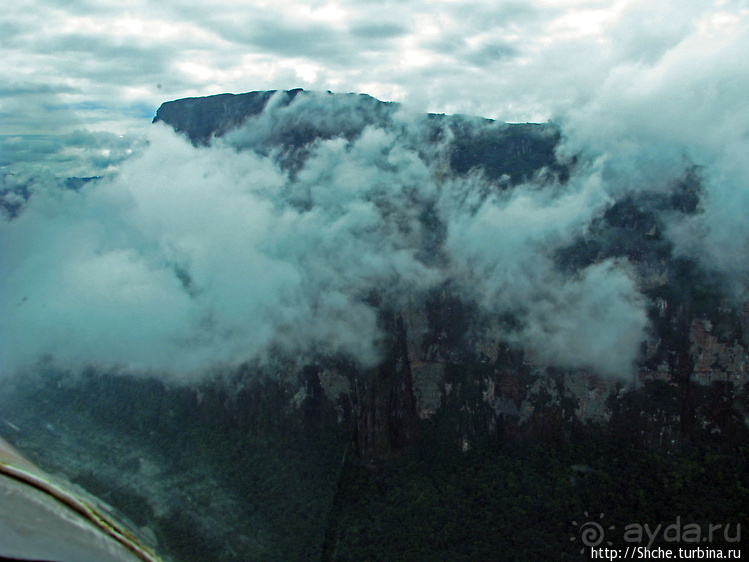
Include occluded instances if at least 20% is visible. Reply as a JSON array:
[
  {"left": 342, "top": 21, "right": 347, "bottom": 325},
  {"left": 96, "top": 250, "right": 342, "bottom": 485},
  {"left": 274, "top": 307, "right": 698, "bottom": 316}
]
[
  {"left": 153, "top": 88, "right": 566, "bottom": 184},
  {"left": 151, "top": 88, "right": 749, "bottom": 458}
]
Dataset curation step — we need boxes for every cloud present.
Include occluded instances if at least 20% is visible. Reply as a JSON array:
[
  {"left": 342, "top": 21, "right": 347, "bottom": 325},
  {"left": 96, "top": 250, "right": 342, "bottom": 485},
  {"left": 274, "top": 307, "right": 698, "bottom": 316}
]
[
  {"left": 349, "top": 21, "right": 408, "bottom": 40},
  {"left": 1, "top": 126, "right": 289, "bottom": 377},
  {"left": 1, "top": 130, "right": 144, "bottom": 178},
  {"left": 226, "top": 19, "right": 352, "bottom": 61},
  {"left": 518, "top": 260, "right": 647, "bottom": 377},
  {"left": 442, "top": 159, "right": 649, "bottom": 376},
  {"left": 557, "top": 5, "right": 749, "bottom": 292},
  {"left": 0, "top": 1, "right": 659, "bottom": 136},
  {"left": 1, "top": 92, "right": 654, "bottom": 381},
  {"left": 0, "top": 112, "right": 448, "bottom": 378}
]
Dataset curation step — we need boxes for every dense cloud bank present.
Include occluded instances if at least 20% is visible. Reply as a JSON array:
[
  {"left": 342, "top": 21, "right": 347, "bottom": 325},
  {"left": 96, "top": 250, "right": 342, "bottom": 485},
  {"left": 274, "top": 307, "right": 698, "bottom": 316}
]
[
  {"left": 1, "top": 71, "right": 747, "bottom": 381},
  {"left": 559, "top": 12, "right": 749, "bottom": 298},
  {"left": 0, "top": 93, "right": 641, "bottom": 380}
]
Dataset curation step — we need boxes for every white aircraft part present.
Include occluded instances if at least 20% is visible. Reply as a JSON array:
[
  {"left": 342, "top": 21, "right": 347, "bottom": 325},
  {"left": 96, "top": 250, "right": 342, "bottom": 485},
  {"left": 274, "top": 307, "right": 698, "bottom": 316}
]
[{"left": 0, "top": 437, "right": 162, "bottom": 562}]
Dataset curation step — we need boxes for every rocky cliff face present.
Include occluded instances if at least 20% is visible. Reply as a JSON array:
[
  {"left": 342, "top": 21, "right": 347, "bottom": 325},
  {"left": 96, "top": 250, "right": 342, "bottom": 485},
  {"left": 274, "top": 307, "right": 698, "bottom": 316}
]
[{"left": 150, "top": 89, "right": 749, "bottom": 460}]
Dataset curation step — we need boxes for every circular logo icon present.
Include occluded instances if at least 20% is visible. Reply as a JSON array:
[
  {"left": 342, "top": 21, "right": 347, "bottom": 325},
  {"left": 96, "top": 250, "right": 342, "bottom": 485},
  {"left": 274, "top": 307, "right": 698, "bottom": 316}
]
[{"left": 571, "top": 512, "right": 615, "bottom": 553}]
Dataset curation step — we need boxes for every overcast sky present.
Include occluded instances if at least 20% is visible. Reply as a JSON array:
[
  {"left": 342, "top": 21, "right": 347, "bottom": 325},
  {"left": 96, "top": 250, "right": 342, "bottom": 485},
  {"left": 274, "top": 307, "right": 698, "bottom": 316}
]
[{"left": 2, "top": 0, "right": 746, "bottom": 138}]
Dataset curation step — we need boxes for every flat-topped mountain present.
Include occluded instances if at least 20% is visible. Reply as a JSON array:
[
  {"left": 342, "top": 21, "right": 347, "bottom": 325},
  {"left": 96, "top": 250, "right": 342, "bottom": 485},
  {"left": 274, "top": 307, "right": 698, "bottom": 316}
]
[
  {"left": 153, "top": 88, "right": 565, "bottom": 183},
  {"left": 2, "top": 89, "right": 747, "bottom": 561}
]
